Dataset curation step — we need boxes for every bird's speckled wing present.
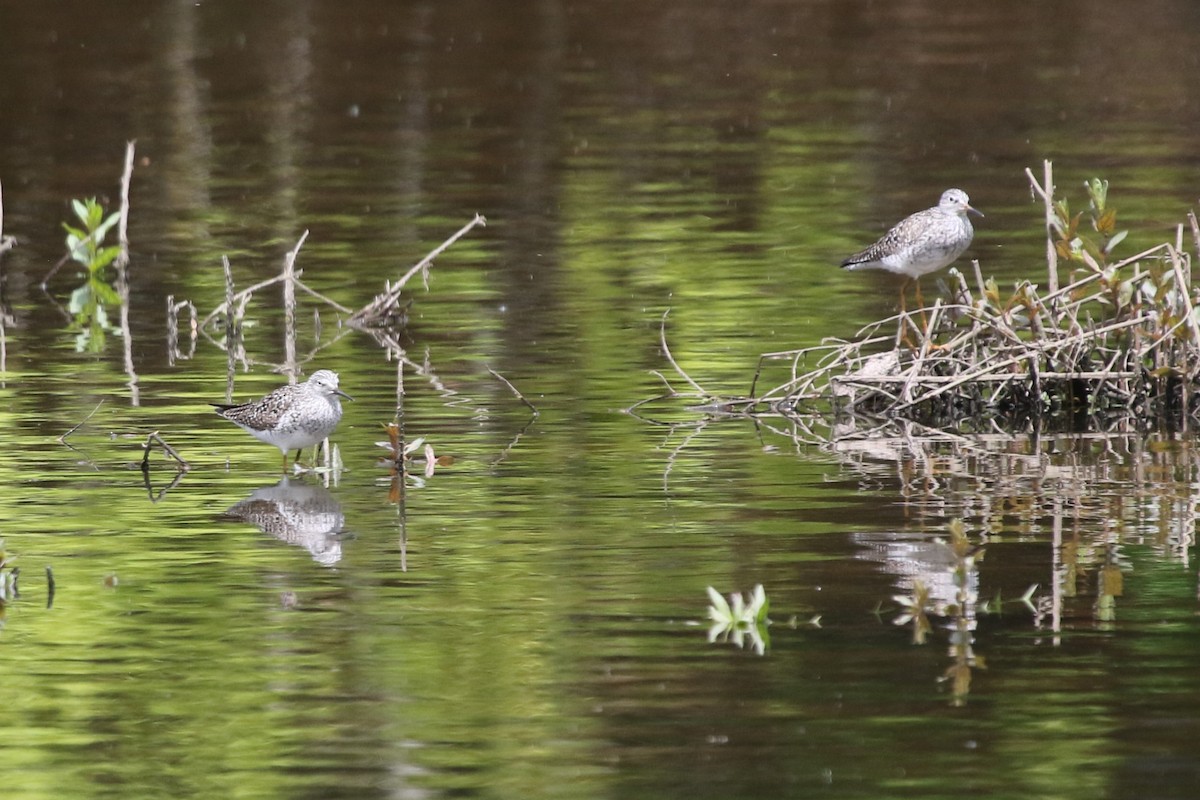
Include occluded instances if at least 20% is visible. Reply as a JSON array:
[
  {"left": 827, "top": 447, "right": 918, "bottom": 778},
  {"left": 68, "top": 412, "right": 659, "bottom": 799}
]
[
  {"left": 841, "top": 207, "right": 944, "bottom": 270},
  {"left": 212, "top": 385, "right": 299, "bottom": 432}
]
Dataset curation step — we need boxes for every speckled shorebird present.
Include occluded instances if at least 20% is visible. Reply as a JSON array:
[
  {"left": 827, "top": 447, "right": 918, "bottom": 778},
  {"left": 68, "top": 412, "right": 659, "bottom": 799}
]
[
  {"left": 213, "top": 370, "right": 352, "bottom": 470},
  {"left": 841, "top": 188, "right": 983, "bottom": 317}
]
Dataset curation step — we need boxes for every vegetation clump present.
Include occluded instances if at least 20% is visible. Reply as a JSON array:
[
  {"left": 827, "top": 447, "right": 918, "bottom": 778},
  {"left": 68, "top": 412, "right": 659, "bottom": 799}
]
[{"left": 642, "top": 162, "right": 1200, "bottom": 431}]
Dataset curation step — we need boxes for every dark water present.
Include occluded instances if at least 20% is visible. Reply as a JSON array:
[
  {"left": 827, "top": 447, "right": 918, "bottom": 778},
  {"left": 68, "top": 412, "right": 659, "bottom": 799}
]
[{"left": 2, "top": 1, "right": 1200, "bottom": 798}]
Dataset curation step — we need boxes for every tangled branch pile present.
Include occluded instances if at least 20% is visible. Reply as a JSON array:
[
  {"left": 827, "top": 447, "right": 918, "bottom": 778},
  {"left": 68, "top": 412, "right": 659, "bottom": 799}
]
[{"left": 644, "top": 163, "right": 1200, "bottom": 429}]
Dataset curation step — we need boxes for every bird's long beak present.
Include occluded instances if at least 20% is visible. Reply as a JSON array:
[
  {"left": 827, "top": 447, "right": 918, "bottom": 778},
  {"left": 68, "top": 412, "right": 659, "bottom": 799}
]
[
  {"left": 967, "top": 204, "right": 984, "bottom": 218},
  {"left": 335, "top": 388, "right": 354, "bottom": 401}
]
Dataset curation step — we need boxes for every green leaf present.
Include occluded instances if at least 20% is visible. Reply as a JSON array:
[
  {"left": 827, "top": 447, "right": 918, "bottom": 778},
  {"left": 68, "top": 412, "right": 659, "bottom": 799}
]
[
  {"left": 93, "top": 211, "right": 121, "bottom": 244},
  {"left": 72, "top": 198, "right": 89, "bottom": 225},
  {"left": 1104, "top": 229, "right": 1128, "bottom": 254},
  {"left": 91, "top": 280, "right": 122, "bottom": 305},
  {"left": 90, "top": 246, "right": 121, "bottom": 273},
  {"left": 1053, "top": 198, "right": 1070, "bottom": 221},
  {"left": 84, "top": 198, "right": 104, "bottom": 229}
]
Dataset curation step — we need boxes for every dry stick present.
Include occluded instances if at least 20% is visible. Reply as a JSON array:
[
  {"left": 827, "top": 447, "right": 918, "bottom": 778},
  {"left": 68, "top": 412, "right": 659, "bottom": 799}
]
[
  {"left": 624, "top": 390, "right": 686, "bottom": 418},
  {"left": 351, "top": 213, "right": 487, "bottom": 324},
  {"left": 785, "top": 342, "right": 893, "bottom": 402},
  {"left": 1138, "top": 308, "right": 1194, "bottom": 359},
  {"left": 1189, "top": 209, "right": 1200, "bottom": 264},
  {"left": 1093, "top": 345, "right": 1135, "bottom": 407},
  {"left": 748, "top": 341, "right": 856, "bottom": 397},
  {"left": 971, "top": 259, "right": 987, "bottom": 301},
  {"left": 41, "top": 228, "right": 97, "bottom": 288},
  {"left": 114, "top": 141, "right": 139, "bottom": 405},
  {"left": 1026, "top": 160, "right": 1059, "bottom": 293},
  {"left": 896, "top": 314, "right": 1152, "bottom": 410},
  {"left": 202, "top": 231, "right": 341, "bottom": 331},
  {"left": 1020, "top": 252, "right": 1161, "bottom": 322},
  {"left": 166, "top": 295, "right": 180, "bottom": 365},
  {"left": 222, "top": 255, "right": 236, "bottom": 331},
  {"left": 210, "top": 269, "right": 280, "bottom": 328},
  {"left": 368, "top": 332, "right": 484, "bottom": 414},
  {"left": 141, "top": 431, "right": 190, "bottom": 471},
  {"left": 282, "top": 232, "right": 303, "bottom": 379},
  {"left": 115, "top": 140, "right": 135, "bottom": 270},
  {"left": 293, "top": 277, "right": 352, "bottom": 314},
  {"left": 830, "top": 371, "right": 1144, "bottom": 386},
  {"left": 488, "top": 367, "right": 539, "bottom": 417},
  {"left": 0, "top": 178, "right": 12, "bottom": 255},
  {"left": 899, "top": 301, "right": 944, "bottom": 404},
  {"left": 1168, "top": 244, "right": 1197, "bottom": 341},
  {"left": 220, "top": 254, "right": 239, "bottom": 391},
  {"left": 58, "top": 399, "right": 106, "bottom": 442},
  {"left": 201, "top": 272, "right": 284, "bottom": 328},
  {"left": 657, "top": 310, "right": 709, "bottom": 396}
]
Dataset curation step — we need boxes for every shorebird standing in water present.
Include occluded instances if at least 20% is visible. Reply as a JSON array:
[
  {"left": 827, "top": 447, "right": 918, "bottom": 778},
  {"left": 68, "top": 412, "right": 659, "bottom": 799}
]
[
  {"left": 840, "top": 188, "right": 983, "bottom": 337},
  {"left": 213, "top": 369, "right": 352, "bottom": 470}
]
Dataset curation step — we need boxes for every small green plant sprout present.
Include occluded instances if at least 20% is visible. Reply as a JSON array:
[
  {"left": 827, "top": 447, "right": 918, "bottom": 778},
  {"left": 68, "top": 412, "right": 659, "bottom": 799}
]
[
  {"left": 706, "top": 584, "right": 770, "bottom": 655},
  {"left": 69, "top": 277, "right": 121, "bottom": 352},
  {"left": 1050, "top": 178, "right": 1129, "bottom": 271},
  {"left": 63, "top": 197, "right": 121, "bottom": 276}
]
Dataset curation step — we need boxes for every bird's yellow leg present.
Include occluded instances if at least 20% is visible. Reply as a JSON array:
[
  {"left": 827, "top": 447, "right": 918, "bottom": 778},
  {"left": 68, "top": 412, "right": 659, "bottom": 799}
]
[
  {"left": 898, "top": 277, "right": 918, "bottom": 349},
  {"left": 913, "top": 278, "right": 948, "bottom": 350}
]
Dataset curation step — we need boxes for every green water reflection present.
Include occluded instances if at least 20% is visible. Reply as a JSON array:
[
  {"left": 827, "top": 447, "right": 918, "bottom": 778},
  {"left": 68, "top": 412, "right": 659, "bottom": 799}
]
[{"left": 2, "top": 1, "right": 1200, "bottom": 798}]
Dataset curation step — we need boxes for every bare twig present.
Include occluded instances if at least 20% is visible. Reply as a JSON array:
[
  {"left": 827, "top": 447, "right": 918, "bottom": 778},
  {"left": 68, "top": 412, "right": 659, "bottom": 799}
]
[
  {"left": 41, "top": 231, "right": 92, "bottom": 288},
  {"left": 1026, "top": 160, "right": 1059, "bottom": 293},
  {"left": 293, "top": 277, "right": 352, "bottom": 314},
  {"left": 115, "top": 140, "right": 135, "bottom": 270},
  {"left": 351, "top": 214, "right": 486, "bottom": 326},
  {"left": 657, "top": 309, "right": 709, "bottom": 397},
  {"left": 1189, "top": 208, "right": 1200, "bottom": 265},
  {"left": 141, "top": 431, "right": 191, "bottom": 472},
  {"left": 59, "top": 400, "right": 105, "bottom": 442},
  {"left": 0, "top": 178, "right": 14, "bottom": 255},
  {"left": 488, "top": 367, "right": 539, "bottom": 416}
]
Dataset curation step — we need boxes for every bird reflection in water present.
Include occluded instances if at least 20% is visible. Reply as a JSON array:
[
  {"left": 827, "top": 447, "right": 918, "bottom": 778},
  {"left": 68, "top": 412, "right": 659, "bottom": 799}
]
[{"left": 224, "top": 478, "right": 347, "bottom": 566}]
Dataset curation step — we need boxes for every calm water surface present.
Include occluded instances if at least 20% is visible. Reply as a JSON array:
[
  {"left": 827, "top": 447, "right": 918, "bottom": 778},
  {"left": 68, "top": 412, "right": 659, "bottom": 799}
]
[{"left": 2, "top": 2, "right": 1200, "bottom": 798}]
